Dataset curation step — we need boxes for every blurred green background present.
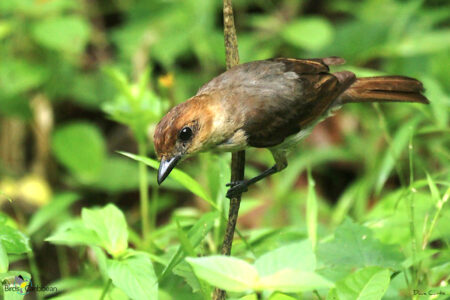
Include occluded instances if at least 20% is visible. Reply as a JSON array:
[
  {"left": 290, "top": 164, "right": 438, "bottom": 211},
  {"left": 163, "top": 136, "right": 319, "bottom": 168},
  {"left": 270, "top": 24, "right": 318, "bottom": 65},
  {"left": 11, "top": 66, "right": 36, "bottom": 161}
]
[{"left": 0, "top": 0, "right": 449, "bottom": 299}]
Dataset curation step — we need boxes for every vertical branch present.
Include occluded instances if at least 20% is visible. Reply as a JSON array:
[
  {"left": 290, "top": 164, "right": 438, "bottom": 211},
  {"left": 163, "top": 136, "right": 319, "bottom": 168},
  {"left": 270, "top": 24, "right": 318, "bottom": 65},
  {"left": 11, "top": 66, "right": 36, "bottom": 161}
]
[
  {"left": 223, "top": 0, "right": 240, "bottom": 69},
  {"left": 213, "top": 1, "right": 243, "bottom": 299}
]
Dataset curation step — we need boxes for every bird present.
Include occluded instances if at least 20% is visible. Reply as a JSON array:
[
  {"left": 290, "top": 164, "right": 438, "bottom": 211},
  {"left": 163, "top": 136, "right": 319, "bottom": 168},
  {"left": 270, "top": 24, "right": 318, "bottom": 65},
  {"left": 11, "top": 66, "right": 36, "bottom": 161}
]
[{"left": 153, "top": 57, "right": 429, "bottom": 198}]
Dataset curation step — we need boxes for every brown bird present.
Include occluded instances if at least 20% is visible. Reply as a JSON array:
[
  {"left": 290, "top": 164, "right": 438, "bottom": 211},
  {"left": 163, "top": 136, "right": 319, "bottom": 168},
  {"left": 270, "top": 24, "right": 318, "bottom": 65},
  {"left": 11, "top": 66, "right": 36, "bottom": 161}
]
[{"left": 154, "top": 57, "right": 429, "bottom": 198}]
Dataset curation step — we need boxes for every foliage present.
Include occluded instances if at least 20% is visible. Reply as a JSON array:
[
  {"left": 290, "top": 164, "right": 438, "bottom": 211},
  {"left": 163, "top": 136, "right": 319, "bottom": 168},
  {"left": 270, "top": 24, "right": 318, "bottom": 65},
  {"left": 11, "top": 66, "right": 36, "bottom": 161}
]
[{"left": 0, "top": 0, "right": 448, "bottom": 299}]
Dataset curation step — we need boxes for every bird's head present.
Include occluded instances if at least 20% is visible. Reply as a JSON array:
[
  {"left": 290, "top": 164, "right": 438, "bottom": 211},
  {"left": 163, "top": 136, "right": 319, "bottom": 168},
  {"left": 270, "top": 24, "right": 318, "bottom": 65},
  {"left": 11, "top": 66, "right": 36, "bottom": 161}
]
[{"left": 154, "top": 95, "right": 215, "bottom": 184}]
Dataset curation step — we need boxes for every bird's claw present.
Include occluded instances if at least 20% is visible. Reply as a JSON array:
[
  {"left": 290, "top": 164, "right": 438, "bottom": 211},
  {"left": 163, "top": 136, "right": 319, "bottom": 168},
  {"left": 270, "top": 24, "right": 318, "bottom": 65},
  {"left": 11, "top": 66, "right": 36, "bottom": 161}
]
[{"left": 226, "top": 180, "right": 248, "bottom": 198}]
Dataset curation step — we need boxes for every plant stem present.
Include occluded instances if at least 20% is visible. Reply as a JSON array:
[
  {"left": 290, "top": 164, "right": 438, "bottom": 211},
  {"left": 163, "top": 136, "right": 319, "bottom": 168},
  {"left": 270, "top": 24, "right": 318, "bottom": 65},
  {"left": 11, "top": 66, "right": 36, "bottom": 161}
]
[
  {"left": 56, "top": 246, "right": 70, "bottom": 278},
  {"left": 138, "top": 141, "right": 150, "bottom": 242},
  {"left": 213, "top": 1, "right": 242, "bottom": 299},
  {"left": 422, "top": 188, "right": 449, "bottom": 249},
  {"left": 307, "top": 167, "right": 318, "bottom": 251},
  {"left": 99, "top": 279, "right": 112, "bottom": 300},
  {"left": 407, "top": 130, "right": 418, "bottom": 289},
  {"left": 28, "top": 252, "right": 43, "bottom": 300}
]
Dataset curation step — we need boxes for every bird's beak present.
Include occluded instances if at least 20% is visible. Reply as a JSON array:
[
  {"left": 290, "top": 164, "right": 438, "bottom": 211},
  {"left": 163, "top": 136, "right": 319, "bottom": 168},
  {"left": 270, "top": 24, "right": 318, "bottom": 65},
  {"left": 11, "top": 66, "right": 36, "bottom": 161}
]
[{"left": 157, "top": 155, "right": 181, "bottom": 185}]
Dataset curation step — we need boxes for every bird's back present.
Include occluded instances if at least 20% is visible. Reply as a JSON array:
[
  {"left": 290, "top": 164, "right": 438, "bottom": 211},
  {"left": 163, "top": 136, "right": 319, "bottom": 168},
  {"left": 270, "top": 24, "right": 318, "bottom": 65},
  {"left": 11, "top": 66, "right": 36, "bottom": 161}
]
[{"left": 197, "top": 57, "right": 355, "bottom": 148}]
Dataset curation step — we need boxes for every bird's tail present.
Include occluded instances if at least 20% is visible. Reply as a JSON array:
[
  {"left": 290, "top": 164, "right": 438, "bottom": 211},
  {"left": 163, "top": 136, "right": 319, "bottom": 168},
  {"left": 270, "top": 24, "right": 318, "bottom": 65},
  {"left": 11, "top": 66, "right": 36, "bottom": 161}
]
[{"left": 338, "top": 76, "right": 429, "bottom": 104}]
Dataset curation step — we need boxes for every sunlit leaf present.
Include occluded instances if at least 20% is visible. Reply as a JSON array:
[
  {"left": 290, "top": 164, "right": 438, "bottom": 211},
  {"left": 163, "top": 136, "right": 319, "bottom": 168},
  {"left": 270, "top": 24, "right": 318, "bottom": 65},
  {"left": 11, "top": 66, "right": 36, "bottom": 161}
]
[
  {"left": 255, "top": 240, "right": 315, "bottom": 277},
  {"left": 81, "top": 204, "right": 128, "bottom": 257},
  {"left": 186, "top": 256, "right": 258, "bottom": 292}
]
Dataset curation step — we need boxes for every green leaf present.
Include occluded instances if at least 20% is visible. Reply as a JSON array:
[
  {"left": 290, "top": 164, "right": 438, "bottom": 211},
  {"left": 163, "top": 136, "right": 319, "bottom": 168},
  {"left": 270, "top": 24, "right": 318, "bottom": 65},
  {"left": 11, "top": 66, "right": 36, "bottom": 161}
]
[
  {"left": 282, "top": 17, "right": 334, "bottom": 51},
  {"left": 268, "top": 293, "right": 297, "bottom": 300},
  {"left": 31, "top": 16, "right": 91, "bottom": 54},
  {"left": 1, "top": 271, "right": 31, "bottom": 300},
  {"left": 258, "top": 269, "right": 333, "bottom": 292},
  {"left": 327, "top": 288, "right": 339, "bottom": 300},
  {"left": 426, "top": 172, "right": 441, "bottom": 203},
  {"left": 0, "top": 270, "right": 31, "bottom": 282},
  {"left": 186, "top": 256, "right": 258, "bottom": 292},
  {"left": 27, "top": 192, "right": 79, "bottom": 235},
  {"left": 107, "top": 252, "right": 158, "bottom": 300},
  {"left": 375, "top": 118, "right": 419, "bottom": 194},
  {"left": 317, "top": 219, "right": 403, "bottom": 269},
  {"left": 175, "top": 219, "right": 196, "bottom": 256},
  {"left": 306, "top": 168, "right": 318, "bottom": 250},
  {"left": 46, "top": 220, "right": 101, "bottom": 247},
  {"left": 239, "top": 294, "right": 258, "bottom": 300},
  {"left": 160, "top": 211, "right": 219, "bottom": 280},
  {"left": 81, "top": 204, "right": 128, "bottom": 257},
  {"left": 0, "top": 241, "right": 8, "bottom": 273},
  {"left": 255, "top": 240, "right": 315, "bottom": 277},
  {"left": 119, "top": 152, "right": 214, "bottom": 207},
  {"left": 383, "top": 29, "right": 450, "bottom": 56},
  {"left": 52, "top": 122, "right": 106, "bottom": 184},
  {"left": 0, "top": 224, "right": 31, "bottom": 254},
  {"left": 50, "top": 287, "right": 128, "bottom": 300},
  {"left": 335, "top": 267, "right": 390, "bottom": 300},
  {"left": 0, "top": 59, "right": 48, "bottom": 96},
  {"left": 90, "top": 157, "right": 142, "bottom": 192}
]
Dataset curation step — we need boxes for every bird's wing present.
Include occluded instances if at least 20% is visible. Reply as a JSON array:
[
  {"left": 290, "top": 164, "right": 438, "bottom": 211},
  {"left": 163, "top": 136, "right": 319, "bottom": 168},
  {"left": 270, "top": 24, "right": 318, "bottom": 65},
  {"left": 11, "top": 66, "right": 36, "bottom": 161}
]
[{"left": 199, "top": 57, "right": 355, "bottom": 148}]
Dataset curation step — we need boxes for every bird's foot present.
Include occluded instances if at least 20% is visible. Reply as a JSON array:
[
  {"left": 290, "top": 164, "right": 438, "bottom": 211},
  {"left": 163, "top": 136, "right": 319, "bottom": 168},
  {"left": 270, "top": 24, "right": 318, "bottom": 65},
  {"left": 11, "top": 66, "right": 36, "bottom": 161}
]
[{"left": 226, "top": 180, "right": 249, "bottom": 199}]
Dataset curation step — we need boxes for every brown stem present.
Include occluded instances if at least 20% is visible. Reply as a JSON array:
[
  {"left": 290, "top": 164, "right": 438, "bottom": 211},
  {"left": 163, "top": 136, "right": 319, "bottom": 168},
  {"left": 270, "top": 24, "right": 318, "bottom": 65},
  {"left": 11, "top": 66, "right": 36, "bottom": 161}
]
[{"left": 212, "top": 1, "right": 243, "bottom": 299}]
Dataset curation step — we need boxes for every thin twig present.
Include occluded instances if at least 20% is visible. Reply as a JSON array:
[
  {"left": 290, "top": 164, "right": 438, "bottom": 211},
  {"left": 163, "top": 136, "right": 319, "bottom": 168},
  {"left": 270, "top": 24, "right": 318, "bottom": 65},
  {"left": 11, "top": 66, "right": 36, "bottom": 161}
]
[{"left": 212, "top": 1, "right": 243, "bottom": 299}]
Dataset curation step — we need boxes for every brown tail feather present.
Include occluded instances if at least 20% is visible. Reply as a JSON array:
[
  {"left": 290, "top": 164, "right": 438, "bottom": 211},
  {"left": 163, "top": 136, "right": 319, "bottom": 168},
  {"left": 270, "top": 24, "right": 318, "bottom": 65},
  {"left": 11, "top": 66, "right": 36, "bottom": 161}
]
[{"left": 338, "top": 76, "right": 429, "bottom": 104}]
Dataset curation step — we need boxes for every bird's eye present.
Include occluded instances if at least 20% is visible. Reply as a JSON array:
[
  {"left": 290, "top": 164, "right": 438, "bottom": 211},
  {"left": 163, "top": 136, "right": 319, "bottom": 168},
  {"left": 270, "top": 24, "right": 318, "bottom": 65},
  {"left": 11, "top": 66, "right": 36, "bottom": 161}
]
[{"left": 178, "top": 127, "right": 193, "bottom": 141}]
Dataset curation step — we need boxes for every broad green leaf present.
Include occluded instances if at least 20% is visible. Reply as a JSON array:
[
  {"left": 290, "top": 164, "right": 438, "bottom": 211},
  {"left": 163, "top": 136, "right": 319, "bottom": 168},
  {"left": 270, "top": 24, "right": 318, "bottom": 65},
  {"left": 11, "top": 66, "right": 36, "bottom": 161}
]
[
  {"left": 0, "top": 224, "right": 31, "bottom": 254},
  {"left": 255, "top": 240, "right": 315, "bottom": 277},
  {"left": 107, "top": 252, "right": 158, "bottom": 300},
  {"left": 186, "top": 256, "right": 258, "bottom": 292},
  {"left": 282, "top": 17, "right": 334, "bottom": 51},
  {"left": 81, "top": 204, "right": 128, "bottom": 257},
  {"left": 120, "top": 152, "right": 214, "bottom": 207},
  {"left": 335, "top": 267, "right": 390, "bottom": 300},
  {"left": 31, "top": 16, "right": 91, "bottom": 53},
  {"left": 258, "top": 269, "right": 333, "bottom": 292},
  {"left": 52, "top": 122, "right": 106, "bottom": 184},
  {"left": 27, "top": 192, "right": 79, "bottom": 235},
  {"left": 46, "top": 220, "right": 101, "bottom": 247},
  {"left": 0, "top": 241, "right": 8, "bottom": 273},
  {"left": 317, "top": 219, "right": 403, "bottom": 269}
]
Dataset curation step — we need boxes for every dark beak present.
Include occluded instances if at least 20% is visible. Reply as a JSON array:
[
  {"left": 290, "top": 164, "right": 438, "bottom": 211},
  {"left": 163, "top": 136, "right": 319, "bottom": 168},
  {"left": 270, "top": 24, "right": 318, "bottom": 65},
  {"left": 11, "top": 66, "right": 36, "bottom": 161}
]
[{"left": 157, "top": 156, "right": 181, "bottom": 185}]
